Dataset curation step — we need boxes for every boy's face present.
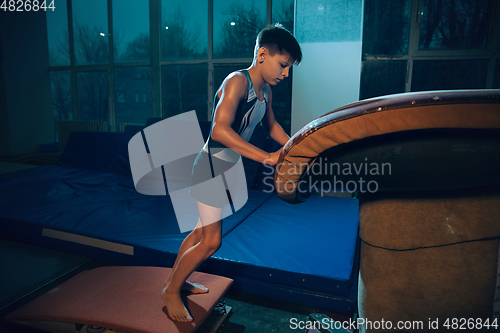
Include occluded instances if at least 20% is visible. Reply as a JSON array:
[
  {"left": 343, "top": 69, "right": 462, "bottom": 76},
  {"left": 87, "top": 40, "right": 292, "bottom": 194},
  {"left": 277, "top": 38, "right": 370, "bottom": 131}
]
[{"left": 259, "top": 47, "right": 294, "bottom": 86}]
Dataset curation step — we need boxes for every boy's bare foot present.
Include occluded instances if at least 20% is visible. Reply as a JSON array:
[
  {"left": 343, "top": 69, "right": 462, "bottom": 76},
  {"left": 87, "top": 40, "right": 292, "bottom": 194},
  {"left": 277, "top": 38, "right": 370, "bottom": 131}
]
[
  {"left": 164, "top": 280, "right": 209, "bottom": 294},
  {"left": 182, "top": 281, "right": 208, "bottom": 294},
  {"left": 162, "top": 287, "right": 193, "bottom": 323}
]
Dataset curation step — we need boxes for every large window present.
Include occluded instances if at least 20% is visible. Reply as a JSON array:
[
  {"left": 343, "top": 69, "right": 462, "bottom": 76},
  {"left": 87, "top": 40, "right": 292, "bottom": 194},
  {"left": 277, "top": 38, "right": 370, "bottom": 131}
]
[
  {"left": 47, "top": 0, "right": 295, "bottom": 134},
  {"left": 361, "top": 0, "right": 500, "bottom": 100}
]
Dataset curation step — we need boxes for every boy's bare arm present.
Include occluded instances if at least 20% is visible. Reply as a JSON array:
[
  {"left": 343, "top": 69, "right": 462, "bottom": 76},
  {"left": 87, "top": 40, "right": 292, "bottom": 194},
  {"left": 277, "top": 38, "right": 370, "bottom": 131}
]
[
  {"left": 264, "top": 86, "right": 290, "bottom": 147},
  {"left": 211, "top": 74, "right": 276, "bottom": 165}
]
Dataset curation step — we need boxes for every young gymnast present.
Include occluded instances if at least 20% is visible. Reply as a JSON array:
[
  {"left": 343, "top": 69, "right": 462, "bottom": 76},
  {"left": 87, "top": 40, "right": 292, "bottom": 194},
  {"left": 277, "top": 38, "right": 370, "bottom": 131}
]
[{"left": 162, "top": 23, "right": 302, "bottom": 322}]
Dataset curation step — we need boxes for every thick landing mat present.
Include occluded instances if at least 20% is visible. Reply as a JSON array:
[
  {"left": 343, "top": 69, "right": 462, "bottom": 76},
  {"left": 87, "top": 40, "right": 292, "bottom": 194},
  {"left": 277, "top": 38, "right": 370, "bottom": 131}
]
[{"left": 5, "top": 266, "right": 233, "bottom": 333}]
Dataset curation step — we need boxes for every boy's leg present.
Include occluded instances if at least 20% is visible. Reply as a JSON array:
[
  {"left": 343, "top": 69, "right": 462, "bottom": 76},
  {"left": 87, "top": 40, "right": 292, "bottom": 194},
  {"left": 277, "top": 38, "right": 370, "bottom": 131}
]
[
  {"left": 162, "top": 202, "right": 223, "bottom": 322},
  {"left": 164, "top": 219, "right": 208, "bottom": 293}
]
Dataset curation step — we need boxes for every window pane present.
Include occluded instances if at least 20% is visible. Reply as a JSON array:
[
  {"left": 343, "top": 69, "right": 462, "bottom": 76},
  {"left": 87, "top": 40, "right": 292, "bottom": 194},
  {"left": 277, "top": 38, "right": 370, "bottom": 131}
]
[
  {"left": 113, "top": 0, "right": 150, "bottom": 63},
  {"left": 114, "top": 67, "right": 151, "bottom": 127},
  {"left": 46, "top": 0, "right": 69, "bottom": 66},
  {"left": 411, "top": 60, "right": 488, "bottom": 91},
  {"left": 77, "top": 71, "right": 109, "bottom": 122},
  {"left": 51, "top": 71, "right": 72, "bottom": 121},
  {"left": 272, "top": 0, "right": 294, "bottom": 33},
  {"left": 419, "top": 0, "right": 492, "bottom": 51},
  {"left": 360, "top": 60, "right": 407, "bottom": 100},
  {"left": 214, "top": 0, "right": 266, "bottom": 59},
  {"left": 214, "top": 65, "right": 250, "bottom": 94},
  {"left": 161, "top": 0, "right": 207, "bottom": 60},
  {"left": 162, "top": 64, "right": 208, "bottom": 120},
  {"left": 72, "top": 0, "right": 109, "bottom": 65},
  {"left": 494, "top": 60, "right": 500, "bottom": 89},
  {"left": 363, "top": 0, "right": 411, "bottom": 55}
]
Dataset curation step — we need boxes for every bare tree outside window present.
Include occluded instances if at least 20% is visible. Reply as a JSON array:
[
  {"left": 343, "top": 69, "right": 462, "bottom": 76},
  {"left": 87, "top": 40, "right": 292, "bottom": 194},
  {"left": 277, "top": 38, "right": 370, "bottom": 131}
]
[
  {"left": 162, "top": 8, "right": 204, "bottom": 60},
  {"left": 50, "top": 71, "right": 72, "bottom": 121},
  {"left": 272, "top": 0, "right": 294, "bottom": 33},
  {"left": 363, "top": 0, "right": 411, "bottom": 56},
  {"left": 419, "top": 0, "right": 492, "bottom": 50},
  {"left": 161, "top": 5, "right": 207, "bottom": 119},
  {"left": 50, "top": 18, "right": 151, "bottom": 126},
  {"left": 77, "top": 71, "right": 109, "bottom": 122},
  {"left": 118, "top": 32, "right": 149, "bottom": 63},
  {"left": 162, "top": 64, "right": 208, "bottom": 120},
  {"left": 113, "top": 0, "right": 150, "bottom": 64},
  {"left": 46, "top": 0, "right": 69, "bottom": 66},
  {"left": 50, "top": 24, "right": 117, "bottom": 122},
  {"left": 215, "top": 1, "right": 266, "bottom": 59},
  {"left": 73, "top": 23, "right": 111, "bottom": 65}
]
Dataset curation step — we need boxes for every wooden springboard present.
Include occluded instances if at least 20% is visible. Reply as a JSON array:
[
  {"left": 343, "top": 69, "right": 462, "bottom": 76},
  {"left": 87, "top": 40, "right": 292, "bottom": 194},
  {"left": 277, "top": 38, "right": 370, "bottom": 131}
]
[{"left": 5, "top": 266, "right": 233, "bottom": 333}]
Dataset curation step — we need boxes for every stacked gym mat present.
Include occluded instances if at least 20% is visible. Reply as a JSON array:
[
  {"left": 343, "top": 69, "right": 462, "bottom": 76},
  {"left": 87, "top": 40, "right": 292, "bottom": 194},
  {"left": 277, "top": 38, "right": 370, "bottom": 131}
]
[{"left": 0, "top": 120, "right": 359, "bottom": 314}]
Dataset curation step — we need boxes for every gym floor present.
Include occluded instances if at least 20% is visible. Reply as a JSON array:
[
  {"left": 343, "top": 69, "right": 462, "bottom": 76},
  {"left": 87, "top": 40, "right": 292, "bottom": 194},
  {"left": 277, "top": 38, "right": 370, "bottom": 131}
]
[{"left": 0, "top": 236, "right": 353, "bottom": 333}]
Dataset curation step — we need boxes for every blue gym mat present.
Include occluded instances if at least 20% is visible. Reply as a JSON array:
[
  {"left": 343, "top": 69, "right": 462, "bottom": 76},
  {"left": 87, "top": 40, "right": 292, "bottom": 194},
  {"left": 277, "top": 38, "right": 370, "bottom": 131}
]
[{"left": 0, "top": 125, "right": 359, "bottom": 314}]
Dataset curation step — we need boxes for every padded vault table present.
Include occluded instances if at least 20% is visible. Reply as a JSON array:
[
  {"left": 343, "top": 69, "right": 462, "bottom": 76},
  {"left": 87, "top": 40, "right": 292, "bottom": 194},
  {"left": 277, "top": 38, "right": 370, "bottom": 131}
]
[{"left": 275, "top": 90, "right": 500, "bottom": 332}]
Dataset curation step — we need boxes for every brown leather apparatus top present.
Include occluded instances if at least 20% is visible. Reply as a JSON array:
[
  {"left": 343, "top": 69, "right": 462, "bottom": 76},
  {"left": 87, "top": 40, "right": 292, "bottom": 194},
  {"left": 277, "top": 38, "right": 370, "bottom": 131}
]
[{"left": 274, "top": 90, "right": 500, "bottom": 204}]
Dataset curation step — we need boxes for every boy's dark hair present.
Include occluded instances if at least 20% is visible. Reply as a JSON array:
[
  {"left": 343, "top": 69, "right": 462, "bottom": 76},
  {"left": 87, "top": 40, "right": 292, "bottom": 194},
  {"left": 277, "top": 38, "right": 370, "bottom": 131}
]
[{"left": 255, "top": 23, "right": 302, "bottom": 65}]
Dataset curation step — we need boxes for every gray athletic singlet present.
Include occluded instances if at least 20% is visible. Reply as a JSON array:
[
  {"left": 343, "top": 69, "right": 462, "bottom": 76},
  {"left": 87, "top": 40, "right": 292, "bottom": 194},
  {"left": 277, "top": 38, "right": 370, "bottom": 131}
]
[{"left": 203, "top": 69, "right": 268, "bottom": 163}]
